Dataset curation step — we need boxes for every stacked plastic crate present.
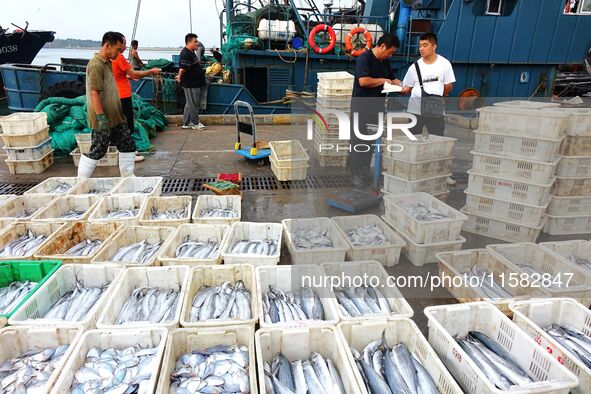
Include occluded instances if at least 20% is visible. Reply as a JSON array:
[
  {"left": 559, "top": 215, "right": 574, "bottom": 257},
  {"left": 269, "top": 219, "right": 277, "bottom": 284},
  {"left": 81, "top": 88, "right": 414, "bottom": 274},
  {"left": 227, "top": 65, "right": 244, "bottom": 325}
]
[
  {"left": 71, "top": 133, "right": 118, "bottom": 167},
  {"left": 545, "top": 107, "right": 591, "bottom": 235},
  {"left": 462, "top": 102, "right": 569, "bottom": 242},
  {"left": 314, "top": 71, "right": 353, "bottom": 167}
]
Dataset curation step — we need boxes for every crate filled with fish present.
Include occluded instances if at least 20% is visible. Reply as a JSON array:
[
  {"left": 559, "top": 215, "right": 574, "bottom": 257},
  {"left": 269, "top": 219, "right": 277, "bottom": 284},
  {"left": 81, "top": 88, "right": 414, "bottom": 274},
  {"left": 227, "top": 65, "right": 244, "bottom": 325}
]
[
  {"left": 139, "top": 196, "right": 192, "bottom": 228},
  {"left": 488, "top": 243, "right": 591, "bottom": 305},
  {"left": 383, "top": 134, "right": 457, "bottom": 162},
  {"left": 179, "top": 264, "right": 258, "bottom": 328},
  {"left": 256, "top": 264, "right": 339, "bottom": 327},
  {"left": 509, "top": 298, "right": 591, "bottom": 394},
  {"left": 68, "top": 177, "right": 123, "bottom": 196},
  {"left": 424, "top": 301, "right": 579, "bottom": 394},
  {"left": 460, "top": 208, "right": 547, "bottom": 243},
  {"left": 331, "top": 215, "right": 406, "bottom": 267},
  {"left": 8, "top": 264, "right": 124, "bottom": 329},
  {"left": 221, "top": 222, "right": 283, "bottom": 266},
  {"left": 96, "top": 266, "right": 189, "bottom": 329},
  {"left": 0, "top": 326, "right": 83, "bottom": 393},
  {"left": 256, "top": 325, "right": 360, "bottom": 393},
  {"left": 192, "top": 195, "right": 241, "bottom": 225},
  {"left": 382, "top": 156, "right": 453, "bottom": 181},
  {"left": 52, "top": 328, "right": 168, "bottom": 394},
  {"left": 282, "top": 217, "right": 349, "bottom": 265},
  {"left": 0, "top": 260, "right": 61, "bottom": 319},
  {"left": 0, "top": 221, "right": 64, "bottom": 261},
  {"left": 464, "top": 191, "right": 550, "bottom": 227},
  {"left": 0, "top": 194, "right": 56, "bottom": 221},
  {"left": 321, "top": 261, "right": 413, "bottom": 321},
  {"left": 539, "top": 240, "right": 591, "bottom": 276},
  {"left": 158, "top": 223, "right": 229, "bottom": 266},
  {"left": 338, "top": 318, "right": 464, "bottom": 394},
  {"left": 91, "top": 226, "right": 175, "bottom": 267},
  {"left": 437, "top": 249, "right": 551, "bottom": 315},
  {"left": 111, "top": 176, "right": 163, "bottom": 196},
  {"left": 32, "top": 195, "right": 102, "bottom": 223},
  {"left": 24, "top": 177, "right": 82, "bottom": 196},
  {"left": 382, "top": 172, "right": 450, "bottom": 195},
  {"left": 156, "top": 325, "right": 256, "bottom": 393},
  {"left": 87, "top": 194, "right": 148, "bottom": 226},
  {"left": 470, "top": 151, "right": 560, "bottom": 184}
]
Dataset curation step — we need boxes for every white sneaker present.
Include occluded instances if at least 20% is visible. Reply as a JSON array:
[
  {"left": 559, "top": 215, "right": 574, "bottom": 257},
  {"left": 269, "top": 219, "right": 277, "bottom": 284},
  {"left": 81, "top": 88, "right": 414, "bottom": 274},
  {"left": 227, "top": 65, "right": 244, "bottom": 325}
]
[
  {"left": 447, "top": 177, "right": 457, "bottom": 186},
  {"left": 193, "top": 122, "right": 206, "bottom": 130},
  {"left": 182, "top": 123, "right": 194, "bottom": 129}
]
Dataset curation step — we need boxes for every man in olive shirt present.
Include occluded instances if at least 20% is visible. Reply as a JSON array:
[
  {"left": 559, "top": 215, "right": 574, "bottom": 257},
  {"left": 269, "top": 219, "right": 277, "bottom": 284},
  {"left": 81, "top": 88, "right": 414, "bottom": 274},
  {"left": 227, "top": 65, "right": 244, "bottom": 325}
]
[{"left": 77, "top": 31, "right": 137, "bottom": 178}]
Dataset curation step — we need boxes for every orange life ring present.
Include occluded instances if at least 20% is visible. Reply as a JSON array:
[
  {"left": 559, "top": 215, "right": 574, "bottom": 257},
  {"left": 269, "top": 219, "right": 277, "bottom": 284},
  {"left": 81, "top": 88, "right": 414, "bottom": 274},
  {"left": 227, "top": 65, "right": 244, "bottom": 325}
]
[
  {"left": 345, "top": 27, "right": 372, "bottom": 57},
  {"left": 308, "top": 24, "right": 336, "bottom": 54}
]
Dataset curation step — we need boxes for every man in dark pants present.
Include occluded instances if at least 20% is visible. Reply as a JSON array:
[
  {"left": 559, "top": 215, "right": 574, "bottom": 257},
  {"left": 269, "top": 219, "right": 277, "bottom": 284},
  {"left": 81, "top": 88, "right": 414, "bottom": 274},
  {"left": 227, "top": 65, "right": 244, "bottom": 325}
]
[
  {"left": 349, "top": 34, "right": 401, "bottom": 188},
  {"left": 175, "top": 33, "right": 207, "bottom": 130}
]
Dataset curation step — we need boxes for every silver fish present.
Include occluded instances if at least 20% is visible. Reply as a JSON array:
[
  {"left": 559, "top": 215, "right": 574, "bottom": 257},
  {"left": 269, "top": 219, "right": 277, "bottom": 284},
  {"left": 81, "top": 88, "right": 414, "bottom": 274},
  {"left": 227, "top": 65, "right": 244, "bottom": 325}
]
[
  {"left": 88, "top": 188, "right": 109, "bottom": 194},
  {"left": 231, "top": 239, "right": 278, "bottom": 256},
  {"left": 115, "top": 286, "right": 179, "bottom": 324},
  {"left": 569, "top": 255, "right": 591, "bottom": 272},
  {"left": 14, "top": 209, "right": 36, "bottom": 219},
  {"left": 0, "top": 281, "right": 37, "bottom": 315},
  {"left": 111, "top": 239, "right": 162, "bottom": 265},
  {"left": 334, "top": 286, "right": 392, "bottom": 317},
  {"left": 262, "top": 285, "right": 324, "bottom": 324},
  {"left": 64, "top": 239, "right": 102, "bottom": 256},
  {"left": 465, "top": 266, "right": 513, "bottom": 299},
  {"left": 141, "top": 186, "right": 154, "bottom": 194},
  {"left": 544, "top": 323, "right": 591, "bottom": 369},
  {"left": 175, "top": 236, "right": 220, "bottom": 260},
  {"left": 200, "top": 207, "right": 238, "bottom": 218},
  {"left": 268, "top": 352, "right": 343, "bottom": 394},
  {"left": 150, "top": 207, "right": 187, "bottom": 220},
  {"left": 47, "top": 183, "right": 72, "bottom": 195},
  {"left": 405, "top": 202, "right": 448, "bottom": 221},
  {"left": 189, "top": 280, "right": 252, "bottom": 322},
  {"left": 42, "top": 281, "right": 109, "bottom": 321},
  {"left": 293, "top": 228, "right": 333, "bottom": 250},
  {"left": 346, "top": 224, "right": 389, "bottom": 246},
  {"left": 0, "top": 230, "right": 47, "bottom": 257},
  {"left": 104, "top": 209, "right": 140, "bottom": 219},
  {"left": 515, "top": 263, "right": 569, "bottom": 289},
  {"left": 59, "top": 210, "right": 86, "bottom": 220}
]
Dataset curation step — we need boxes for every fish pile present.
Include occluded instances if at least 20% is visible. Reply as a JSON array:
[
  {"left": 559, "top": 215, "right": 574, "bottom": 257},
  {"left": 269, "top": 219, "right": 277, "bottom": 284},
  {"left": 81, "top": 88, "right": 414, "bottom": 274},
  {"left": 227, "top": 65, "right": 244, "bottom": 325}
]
[
  {"left": 544, "top": 324, "right": 591, "bottom": 368},
  {"left": 465, "top": 266, "right": 513, "bottom": 299},
  {"left": 0, "top": 281, "right": 37, "bottom": 315},
  {"left": 0, "top": 345, "right": 69, "bottom": 393},
  {"left": 70, "top": 345, "right": 158, "bottom": 393},
  {"left": 170, "top": 345, "right": 250, "bottom": 393},
  {"left": 334, "top": 286, "right": 392, "bottom": 317},
  {"left": 150, "top": 206, "right": 187, "bottom": 220},
  {"left": 189, "top": 281, "right": 252, "bottom": 322},
  {"left": 405, "top": 202, "right": 448, "bottom": 221},
  {"left": 116, "top": 286, "right": 179, "bottom": 324},
  {"left": 111, "top": 240, "right": 162, "bottom": 265},
  {"left": 64, "top": 239, "right": 102, "bottom": 256},
  {"left": 104, "top": 209, "right": 140, "bottom": 219},
  {"left": 14, "top": 209, "right": 36, "bottom": 219},
  {"left": 175, "top": 236, "right": 220, "bottom": 260},
  {"left": 230, "top": 239, "right": 278, "bottom": 256},
  {"left": 569, "top": 255, "right": 591, "bottom": 271},
  {"left": 458, "top": 331, "right": 534, "bottom": 390},
  {"left": 59, "top": 209, "right": 86, "bottom": 220},
  {"left": 262, "top": 285, "right": 324, "bottom": 324},
  {"left": 345, "top": 224, "right": 389, "bottom": 246},
  {"left": 47, "top": 182, "right": 72, "bottom": 194},
  {"left": 88, "top": 187, "right": 109, "bottom": 194},
  {"left": 43, "top": 282, "right": 109, "bottom": 321},
  {"left": 264, "top": 352, "right": 345, "bottom": 394},
  {"left": 0, "top": 230, "right": 47, "bottom": 257},
  {"left": 352, "top": 334, "right": 439, "bottom": 394},
  {"left": 293, "top": 228, "right": 333, "bottom": 249},
  {"left": 200, "top": 207, "right": 238, "bottom": 219}
]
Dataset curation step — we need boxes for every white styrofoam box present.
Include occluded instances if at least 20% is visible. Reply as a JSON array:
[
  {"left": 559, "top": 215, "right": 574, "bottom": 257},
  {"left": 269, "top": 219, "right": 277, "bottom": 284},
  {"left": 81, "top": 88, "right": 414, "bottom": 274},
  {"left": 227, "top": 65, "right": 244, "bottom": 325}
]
[
  {"left": 8, "top": 264, "right": 124, "bottom": 329},
  {"left": 87, "top": 194, "right": 147, "bottom": 226},
  {"left": 269, "top": 139, "right": 310, "bottom": 165},
  {"left": 71, "top": 146, "right": 118, "bottom": 167},
  {"left": 385, "top": 134, "right": 456, "bottom": 162},
  {"left": 321, "top": 261, "right": 413, "bottom": 321},
  {"left": 473, "top": 129, "right": 563, "bottom": 162},
  {"left": 179, "top": 265, "right": 258, "bottom": 328},
  {"left": 32, "top": 195, "right": 102, "bottom": 222},
  {"left": 466, "top": 170, "right": 555, "bottom": 206},
  {"left": 488, "top": 243, "right": 591, "bottom": 305},
  {"left": 0, "top": 221, "right": 64, "bottom": 261},
  {"left": 509, "top": 298, "right": 591, "bottom": 394},
  {"left": 34, "top": 221, "right": 123, "bottom": 265},
  {"left": 556, "top": 155, "right": 591, "bottom": 177},
  {"left": 192, "top": 195, "right": 241, "bottom": 225},
  {"left": 317, "top": 70, "right": 355, "bottom": 88},
  {"left": 157, "top": 223, "right": 229, "bottom": 266},
  {"left": 464, "top": 190, "right": 549, "bottom": 227},
  {"left": 96, "top": 266, "right": 189, "bottom": 329},
  {"left": 5, "top": 149, "right": 54, "bottom": 175},
  {"left": 271, "top": 156, "right": 309, "bottom": 181},
  {"left": 548, "top": 195, "right": 591, "bottom": 216},
  {"left": 331, "top": 214, "right": 405, "bottom": 267},
  {"left": 111, "top": 176, "right": 163, "bottom": 196},
  {"left": 544, "top": 214, "right": 591, "bottom": 236},
  {"left": 383, "top": 192, "right": 467, "bottom": 244},
  {"left": 382, "top": 156, "right": 453, "bottom": 181},
  {"left": 51, "top": 328, "right": 168, "bottom": 394},
  {"left": 492, "top": 100, "right": 561, "bottom": 109},
  {"left": 553, "top": 176, "right": 591, "bottom": 197},
  {"left": 0, "top": 194, "right": 56, "bottom": 220},
  {"left": 424, "top": 302, "right": 579, "bottom": 394},
  {"left": 139, "top": 196, "right": 192, "bottom": 228},
  {"left": 221, "top": 222, "right": 283, "bottom": 266},
  {"left": 539, "top": 240, "right": 591, "bottom": 275},
  {"left": 547, "top": 107, "right": 591, "bottom": 136},
  {"left": 461, "top": 208, "right": 545, "bottom": 243},
  {"left": 477, "top": 106, "right": 569, "bottom": 139},
  {"left": 67, "top": 177, "right": 122, "bottom": 196},
  {"left": 436, "top": 249, "right": 551, "bottom": 315},
  {"left": 0, "top": 326, "right": 83, "bottom": 393},
  {"left": 3, "top": 137, "right": 52, "bottom": 161},
  {"left": 471, "top": 151, "right": 559, "bottom": 184},
  {"left": 0, "top": 112, "right": 48, "bottom": 135},
  {"left": 91, "top": 226, "right": 175, "bottom": 266},
  {"left": 1, "top": 127, "right": 49, "bottom": 148},
  {"left": 255, "top": 264, "right": 339, "bottom": 328},
  {"left": 338, "top": 318, "right": 464, "bottom": 394},
  {"left": 24, "top": 177, "right": 82, "bottom": 196},
  {"left": 155, "top": 326, "right": 256, "bottom": 394},
  {"left": 282, "top": 217, "right": 349, "bottom": 265},
  {"left": 383, "top": 172, "right": 449, "bottom": 195}
]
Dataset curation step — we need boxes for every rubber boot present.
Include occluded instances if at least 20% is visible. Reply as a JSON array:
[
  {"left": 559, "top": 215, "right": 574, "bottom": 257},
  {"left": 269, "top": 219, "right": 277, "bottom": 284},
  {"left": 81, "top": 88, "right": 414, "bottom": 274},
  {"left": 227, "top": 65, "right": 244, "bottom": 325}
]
[
  {"left": 118, "top": 152, "right": 136, "bottom": 177},
  {"left": 77, "top": 154, "right": 98, "bottom": 178}
]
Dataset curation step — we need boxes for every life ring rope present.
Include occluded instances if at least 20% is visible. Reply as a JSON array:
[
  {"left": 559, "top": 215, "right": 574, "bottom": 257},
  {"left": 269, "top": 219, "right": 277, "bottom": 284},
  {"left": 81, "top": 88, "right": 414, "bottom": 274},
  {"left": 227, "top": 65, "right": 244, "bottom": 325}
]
[{"left": 345, "top": 27, "right": 373, "bottom": 57}]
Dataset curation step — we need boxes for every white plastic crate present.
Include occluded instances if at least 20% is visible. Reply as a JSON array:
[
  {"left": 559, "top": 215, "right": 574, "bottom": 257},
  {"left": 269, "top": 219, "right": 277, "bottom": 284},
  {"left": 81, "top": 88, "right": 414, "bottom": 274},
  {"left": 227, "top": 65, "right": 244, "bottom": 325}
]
[
  {"left": 179, "top": 264, "right": 258, "bottom": 328},
  {"left": 317, "top": 71, "right": 354, "bottom": 89},
  {"left": 8, "top": 264, "right": 124, "bottom": 329},
  {"left": 87, "top": 194, "right": 147, "bottom": 226},
  {"left": 91, "top": 226, "right": 175, "bottom": 266},
  {"left": 3, "top": 137, "right": 52, "bottom": 161},
  {"left": 466, "top": 170, "right": 554, "bottom": 205},
  {"left": 67, "top": 177, "right": 122, "bottom": 196},
  {"left": 539, "top": 240, "right": 591, "bottom": 275},
  {"left": 383, "top": 192, "right": 467, "bottom": 244},
  {"left": 464, "top": 191, "right": 549, "bottom": 227},
  {"left": 560, "top": 135, "right": 591, "bottom": 156},
  {"left": 382, "top": 156, "right": 453, "bottom": 181},
  {"left": 321, "top": 261, "right": 413, "bottom": 321},
  {"left": 111, "top": 176, "right": 163, "bottom": 196},
  {"left": 51, "top": 328, "right": 168, "bottom": 394},
  {"left": 547, "top": 107, "right": 591, "bottom": 136},
  {"left": 493, "top": 100, "right": 561, "bottom": 109},
  {"left": 331, "top": 214, "right": 405, "bottom": 266},
  {"left": 192, "top": 195, "right": 241, "bottom": 225},
  {"left": 509, "top": 298, "right": 591, "bottom": 394},
  {"left": 317, "top": 85, "right": 353, "bottom": 97},
  {"left": 338, "top": 318, "right": 464, "bottom": 394},
  {"left": 424, "top": 302, "right": 579, "bottom": 394},
  {"left": 24, "top": 177, "right": 82, "bottom": 196},
  {"left": 553, "top": 176, "right": 591, "bottom": 197},
  {"left": 556, "top": 155, "right": 591, "bottom": 177},
  {"left": 1, "top": 127, "right": 49, "bottom": 148},
  {"left": 548, "top": 195, "right": 591, "bottom": 216},
  {"left": 32, "top": 195, "right": 102, "bottom": 222},
  {"left": 96, "top": 266, "right": 189, "bottom": 329},
  {"left": 221, "top": 222, "right": 283, "bottom": 266},
  {"left": 74, "top": 133, "right": 92, "bottom": 154},
  {"left": 269, "top": 139, "right": 310, "bottom": 165},
  {"left": 488, "top": 242, "right": 591, "bottom": 304},
  {"left": 138, "top": 196, "right": 192, "bottom": 228},
  {"left": 0, "top": 221, "right": 64, "bottom": 261},
  {"left": 461, "top": 208, "right": 545, "bottom": 243},
  {"left": 156, "top": 326, "right": 256, "bottom": 394},
  {"left": 0, "top": 194, "right": 16, "bottom": 207},
  {"left": 383, "top": 172, "right": 449, "bottom": 195},
  {"left": 0, "top": 194, "right": 56, "bottom": 220},
  {"left": 473, "top": 129, "right": 563, "bottom": 162},
  {"left": 477, "top": 106, "right": 569, "bottom": 139},
  {"left": 0, "top": 218, "right": 16, "bottom": 230},
  {"left": 0, "top": 112, "right": 48, "bottom": 135},
  {"left": 5, "top": 149, "right": 54, "bottom": 174},
  {"left": 471, "top": 151, "right": 559, "bottom": 184},
  {"left": 71, "top": 146, "right": 118, "bottom": 167},
  {"left": 384, "top": 134, "right": 456, "bottom": 162},
  {"left": 313, "top": 134, "right": 351, "bottom": 157},
  {"left": 317, "top": 154, "right": 348, "bottom": 167},
  {"left": 282, "top": 217, "right": 349, "bottom": 265},
  {"left": 315, "top": 93, "right": 352, "bottom": 109},
  {"left": 157, "top": 223, "right": 229, "bottom": 266},
  {"left": 271, "top": 156, "right": 309, "bottom": 181},
  {"left": 544, "top": 214, "right": 591, "bottom": 235}
]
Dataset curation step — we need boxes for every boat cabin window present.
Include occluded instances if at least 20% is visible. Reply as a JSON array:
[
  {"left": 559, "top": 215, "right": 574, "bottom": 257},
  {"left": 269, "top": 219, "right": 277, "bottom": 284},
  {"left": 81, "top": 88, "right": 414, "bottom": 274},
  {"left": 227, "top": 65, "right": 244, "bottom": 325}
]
[
  {"left": 564, "top": 0, "right": 591, "bottom": 14},
  {"left": 485, "top": 0, "right": 502, "bottom": 15}
]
